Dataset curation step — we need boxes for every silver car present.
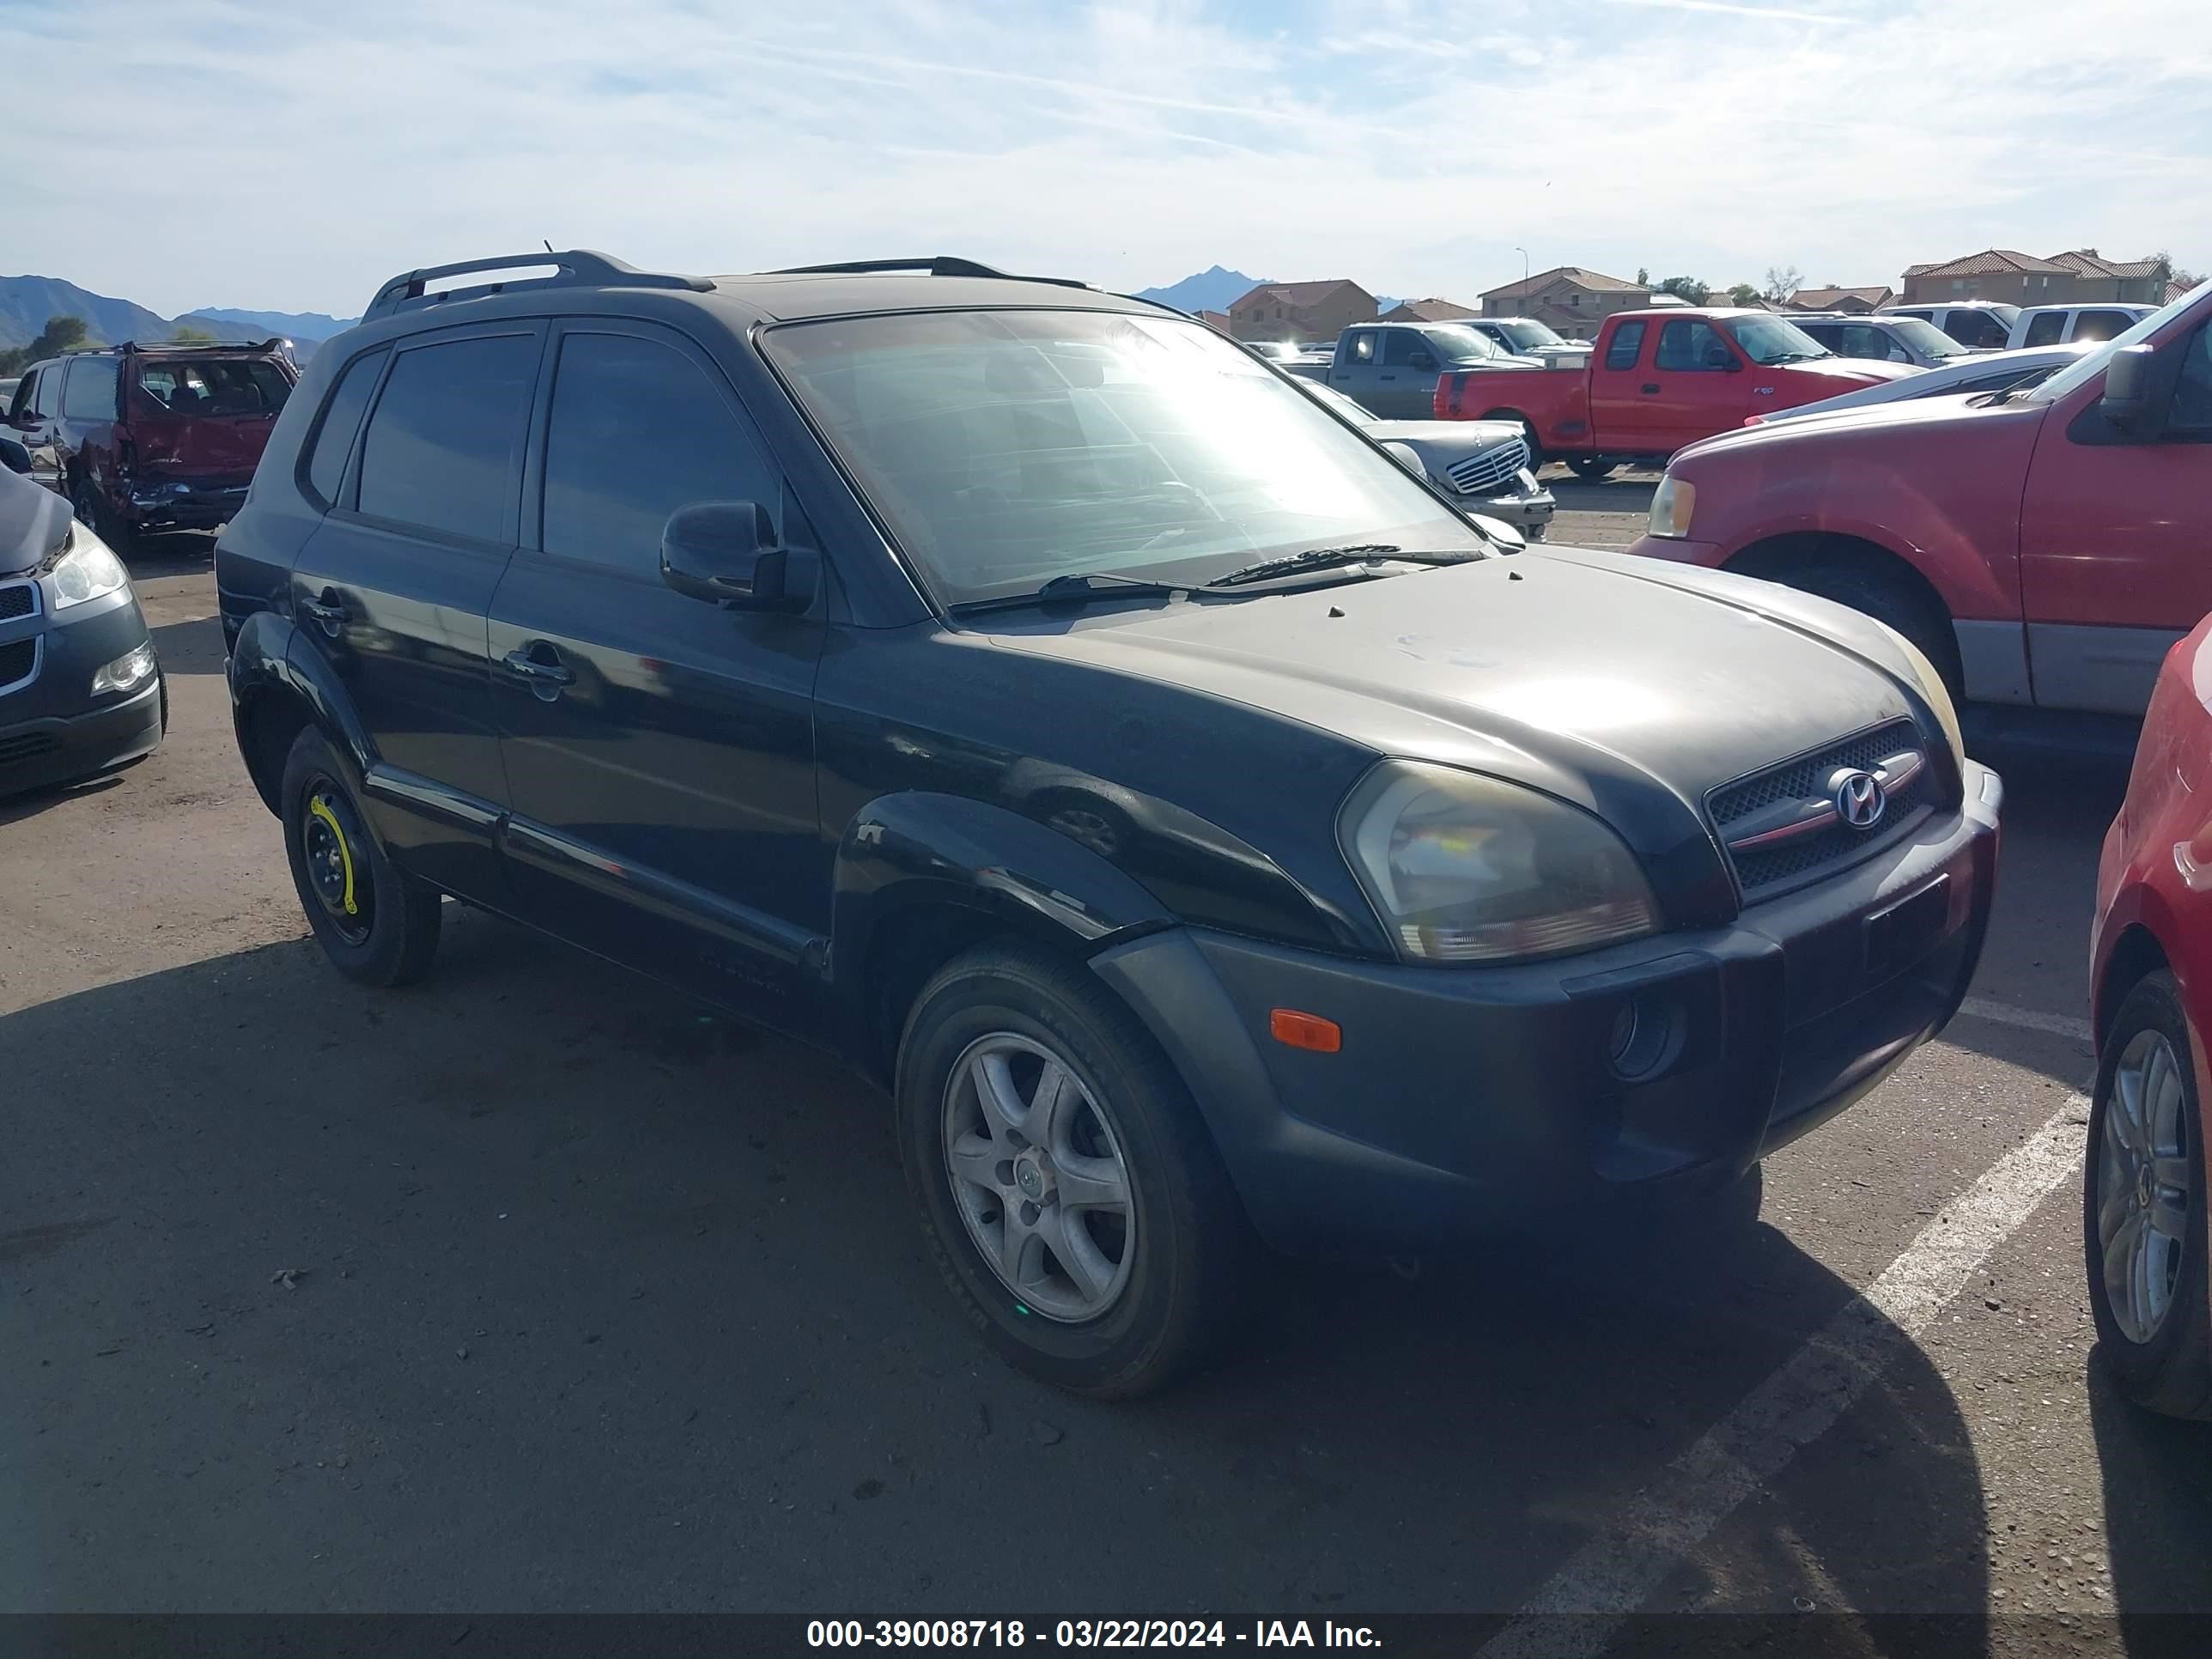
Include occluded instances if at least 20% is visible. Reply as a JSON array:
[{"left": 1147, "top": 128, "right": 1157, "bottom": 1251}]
[
  {"left": 1296, "top": 379, "right": 1554, "bottom": 538},
  {"left": 1743, "top": 341, "right": 2097, "bottom": 426},
  {"left": 1790, "top": 313, "right": 1990, "bottom": 369},
  {"left": 1463, "top": 317, "right": 1595, "bottom": 368}
]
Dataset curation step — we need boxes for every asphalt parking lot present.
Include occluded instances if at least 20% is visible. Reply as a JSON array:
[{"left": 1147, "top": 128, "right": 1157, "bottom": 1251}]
[{"left": 5, "top": 494, "right": 2210, "bottom": 1648}]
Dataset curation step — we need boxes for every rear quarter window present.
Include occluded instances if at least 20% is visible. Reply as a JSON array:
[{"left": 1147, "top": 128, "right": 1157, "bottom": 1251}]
[
  {"left": 302, "top": 349, "right": 390, "bottom": 508},
  {"left": 62, "top": 357, "right": 120, "bottom": 419},
  {"left": 1603, "top": 321, "right": 1646, "bottom": 370}
]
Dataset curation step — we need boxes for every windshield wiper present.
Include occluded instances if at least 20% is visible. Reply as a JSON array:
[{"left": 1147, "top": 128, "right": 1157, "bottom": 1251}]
[
  {"left": 1761, "top": 350, "right": 1827, "bottom": 364},
  {"left": 948, "top": 570, "right": 1198, "bottom": 616},
  {"left": 1205, "top": 544, "right": 1481, "bottom": 589}
]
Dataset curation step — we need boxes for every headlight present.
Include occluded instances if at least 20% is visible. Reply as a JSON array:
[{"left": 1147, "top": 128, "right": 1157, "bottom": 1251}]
[
  {"left": 1339, "top": 761, "right": 1660, "bottom": 963},
  {"left": 1875, "top": 622, "right": 1965, "bottom": 767},
  {"left": 91, "top": 641, "right": 157, "bottom": 696},
  {"left": 1647, "top": 474, "right": 1697, "bottom": 538},
  {"left": 46, "top": 526, "right": 129, "bottom": 611}
]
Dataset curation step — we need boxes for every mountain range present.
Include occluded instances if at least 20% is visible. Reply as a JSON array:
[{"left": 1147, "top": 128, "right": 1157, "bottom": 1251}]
[{"left": 0, "top": 275, "right": 357, "bottom": 356}]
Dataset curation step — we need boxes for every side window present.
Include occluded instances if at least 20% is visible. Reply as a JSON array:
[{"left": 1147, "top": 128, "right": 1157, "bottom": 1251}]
[
  {"left": 61, "top": 356, "right": 119, "bottom": 419},
  {"left": 1346, "top": 331, "right": 1377, "bottom": 364},
  {"left": 5, "top": 369, "right": 35, "bottom": 422},
  {"left": 2074, "top": 310, "right": 2135, "bottom": 343},
  {"left": 1382, "top": 331, "right": 1429, "bottom": 367},
  {"left": 2023, "top": 312, "right": 2067, "bottom": 348},
  {"left": 1603, "top": 321, "right": 1646, "bottom": 371},
  {"left": 303, "top": 349, "right": 390, "bottom": 507},
  {"left": 2169, "top": 327, "right": 2212, "bottom": 432},
  {"left": 356, "top": 333, "right": 539, "bottom": 543},
  {"left": 539, "top": 332, "right": 778, "bottom": 575},
  {"left": 1945, "top": 311, "right": 2005, "bottom": 349},
  {"left": 29, "top": 366, "right": 60, "bottom": 418},
  {"left": 1655, "top": 319, "right": 1727, "bottom": 372}
]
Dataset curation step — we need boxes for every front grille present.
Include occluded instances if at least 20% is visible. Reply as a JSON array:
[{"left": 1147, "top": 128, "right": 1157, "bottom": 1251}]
[
  {"left": 0, "top": 581, "right": 35, "bottom": 623},
  {"left": 0, "top": 638, "right": 35, "bottom": 695},
  {"left": 0, "top": 731, "right": 57, "bottom": 765},
  {"left": 1710, "top": 720, "right": 1938, "bottom": 897},
  {"left": 1446, "top": 438, "right": 1530, "bottom": 497}
]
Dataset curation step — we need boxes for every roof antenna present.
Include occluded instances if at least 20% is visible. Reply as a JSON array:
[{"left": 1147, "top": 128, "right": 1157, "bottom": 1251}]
[{"left": 543, "top": 240, "right": 555, "bottom": 254}]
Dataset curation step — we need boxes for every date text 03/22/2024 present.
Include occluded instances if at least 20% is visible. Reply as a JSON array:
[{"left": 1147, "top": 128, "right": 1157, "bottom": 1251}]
[{"left": 805, "top": 1620, "right": 1382, "bottom": 1649}]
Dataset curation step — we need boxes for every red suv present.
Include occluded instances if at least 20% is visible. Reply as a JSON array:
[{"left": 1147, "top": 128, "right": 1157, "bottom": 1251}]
[
  {"left": 4, "top": 339, "right": 298, "bottom": 547},
  {"left": 2088, "top": 613, "right": 2212, "bottom": 1418}
]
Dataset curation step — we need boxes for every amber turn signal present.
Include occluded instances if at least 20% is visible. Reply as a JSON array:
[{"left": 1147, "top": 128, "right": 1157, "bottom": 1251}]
[{"left": 1269, "top": 1009, "right": 1342, "bottom": 1053}]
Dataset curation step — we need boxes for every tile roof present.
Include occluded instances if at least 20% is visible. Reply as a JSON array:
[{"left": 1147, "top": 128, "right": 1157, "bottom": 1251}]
[
  {"left": 1382, "top": 297, "right": 1479, "bottom": 321},
  {"left": 2050, "top": 249, "right": 2165, "bottom": 280},
  {"left": 1480, "top": 264, "right": 1646, "bottom": 300},
  {"left": 1229, "top": 278, "right": 1370, "bottom": 311},
  {"left": 1909, "top": 249, "right": 2072, "bottom": 279},
  {"left": 1790, "top": 286, "right": 1893, "bottom": 308}
]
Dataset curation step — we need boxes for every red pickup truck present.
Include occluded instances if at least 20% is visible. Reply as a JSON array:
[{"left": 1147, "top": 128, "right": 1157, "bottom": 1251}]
[
  {"left": 1625, "top": 281, "right": 2212, "bottom": 717},
  {"left": 1432, "top": 307, "right": 1915, "bottom": 478}
]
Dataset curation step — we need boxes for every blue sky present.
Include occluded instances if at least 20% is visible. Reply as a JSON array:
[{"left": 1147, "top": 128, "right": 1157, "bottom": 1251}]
[{"left": 1, "top": 0, "right": 2203, "bottom": 316}]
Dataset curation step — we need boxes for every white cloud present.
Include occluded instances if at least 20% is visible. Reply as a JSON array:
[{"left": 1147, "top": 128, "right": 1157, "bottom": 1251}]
[{"left": 0, "top": 0, "right": 2203, "bottom": 318}]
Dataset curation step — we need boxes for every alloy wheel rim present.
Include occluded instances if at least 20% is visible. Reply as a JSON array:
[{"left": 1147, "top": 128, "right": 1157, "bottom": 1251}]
[
  {"left": 2096, "top": 1027, "right": 2194, "bottom": 1345},
  {"left": 301, "top": 779, "right": 374, "bottom": 945},
  {"left": 941, "top": 1033, "right": 1137, "bottom": 1323}
]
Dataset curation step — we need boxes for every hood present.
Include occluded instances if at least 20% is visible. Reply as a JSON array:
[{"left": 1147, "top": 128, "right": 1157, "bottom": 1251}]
[
  {"left": 1361, "top": 416, "right": 1522, "bottom": 448},
  {"left": 1673, "top": 385, "right": 2040, "bottom": 467},
  {"left": 1775, "top": 357, "right": 1918, "bottom": 388},
  {"left": 0, "top": 465, "right": 71, "bottom": 575},
  {"left": 977, "top": 546, "right": 1922, "bottom": 831}
]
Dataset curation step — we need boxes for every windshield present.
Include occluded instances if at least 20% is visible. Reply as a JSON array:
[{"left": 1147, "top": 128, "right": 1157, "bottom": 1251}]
[
  {"left": 1298, "top": 380, "right": 1378, "bottom": 426},
  {"left": 1424, "top": 325, "right": 1503, "bottom": 362},
  {"left": 2028, "top": 283, "right": 2210, "bottom": 405},
  {"left": 1729, "top": 316, "right": 1830, "bottom": 365},
  {"left": 1495, "top": 320, "right": 1567, "bottom": 350},
  {"left": 1244, "top": 341, "right": 1299, "bottom": 362},
  {"left": 1888, "top": 318, "right": 1973, "bottom": 359},
  {"left": 763, "top": 308, "right": 1486, "bottom": 606},
  {"left": 136, "top": 358, "right": 292, "bottom": 415}
]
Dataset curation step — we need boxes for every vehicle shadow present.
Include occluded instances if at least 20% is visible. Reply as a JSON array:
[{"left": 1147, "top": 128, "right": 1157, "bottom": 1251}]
[
  {"left": 3, "top": 917, "right": 2002, "bottom": 1632},
  {"left": 149, "top": 611, "right": 227, "bottom": 676},
  {"left": 2087, "top": 1361, "right": 2212, "bottom": 1656}
]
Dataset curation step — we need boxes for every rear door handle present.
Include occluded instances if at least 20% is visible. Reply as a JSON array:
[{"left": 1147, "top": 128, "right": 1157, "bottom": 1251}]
[
  {"left": 503, "top": 646, "right": 575, "bottom": 689},
  {"left": 301, "top": 589, "right": 347, "bottom": 635}
]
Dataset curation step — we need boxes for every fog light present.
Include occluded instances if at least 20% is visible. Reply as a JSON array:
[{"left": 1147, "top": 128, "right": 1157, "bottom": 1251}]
[
  {"left": 91, "top": 641, "right": 156, "bottom": 696},
  {"left": 1606, "top": 993, "right": 1678, "bottom": 1081}
]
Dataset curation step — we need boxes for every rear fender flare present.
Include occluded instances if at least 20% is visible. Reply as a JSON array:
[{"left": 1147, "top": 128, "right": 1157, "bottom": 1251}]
[{"left": 228, "top": 608, "right": 377, "bottom": 811}]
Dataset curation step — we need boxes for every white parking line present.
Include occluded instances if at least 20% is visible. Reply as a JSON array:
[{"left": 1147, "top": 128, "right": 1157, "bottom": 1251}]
[
  {"left": 1954, "top": 996, "right": 2095, "bottom": 1045},
  {"left": 1478, "top": 1104, "right": 2087, "bottom": 1659}
]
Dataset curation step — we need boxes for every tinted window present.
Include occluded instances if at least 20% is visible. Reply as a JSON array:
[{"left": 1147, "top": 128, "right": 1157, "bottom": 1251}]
[
  {"left": 2023, "top": 312, "right": 2067, "bottom": 348},
  {"left": 1655, "top": 319, "right": 1728, "bottom": 371},
  {"left": 2171, "top": 326, "right": 2212, "bottom": 431},
  {"left": 540, "top": 333, "right": 777, "bottom": 574},
  {"left": 356, "top": 334, "right": 538, "bottom": 543},
  {"left": 1347, "top": 331, "right": 1377, "bottom": 364},
  {"left": 2074, "top": 310, "right": 2136, "bottom": 343},
  {"left": 1604, "top": 321, "right": 1646, "bottom": 371},
  {"left": 29, "top": 366, "right": 60, "bottom": 418},
  {"left": 137, "top": 358, "right": 291, "bottom": 414},
  {"left": 305, "top": 349, "right": 389, "bottom": 507},
  {"left": 1382, "top": 331, "right": 1431, "bottom": 367},
  {"left": 61, "top": 356, "right": 119, "bottom": 419},
  {"left": 1943, "top": 311, "right": 2007, "bottom": 349},
  {"left": 7, "top": 369, "right": 36, "bottom": 422}
]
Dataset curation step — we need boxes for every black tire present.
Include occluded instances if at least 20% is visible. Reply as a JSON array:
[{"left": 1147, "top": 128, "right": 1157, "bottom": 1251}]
[
  {"left": 1778, "top": 556, "right": 1962, "bottom": 698},
  {"left": 2084, "top": 971, "right": 2212, "bottom": 1419},
  {"left": 896, "top": 941, "right": 1250, "bottom": 1398},
  {"left": 1482, "top": 410, "right": 1543, "bottom": 471},
  {"left": 279, "top": 726, "right": 441, "bottom": 988},
  {"left": 70, "top": 471, "right": 135, "bottom": 556},
  {"left": 1567, "top": 458, "right": 1617, "bottom": 482}
]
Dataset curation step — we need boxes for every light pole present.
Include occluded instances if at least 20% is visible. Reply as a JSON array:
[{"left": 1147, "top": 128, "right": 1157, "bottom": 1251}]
[{"left": 1514, "top": 245, "right": 1528, "bottom": 295}]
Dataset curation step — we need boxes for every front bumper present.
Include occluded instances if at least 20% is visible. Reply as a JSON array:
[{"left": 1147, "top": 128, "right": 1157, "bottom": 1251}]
[
  {"left": 0, "top": 586, "right": 163, "bottom": 796},
  {"left": 1095, "top": 761, "right": 2002, "bottom": 1256},
  {"left": 1474, "top": 477, "right": 1556, "bottom": 538}
]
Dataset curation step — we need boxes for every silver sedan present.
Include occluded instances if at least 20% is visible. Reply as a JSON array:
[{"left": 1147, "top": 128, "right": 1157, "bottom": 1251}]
[{"left": 1293, "top": 379, "right": 1555, "bottom": 539}]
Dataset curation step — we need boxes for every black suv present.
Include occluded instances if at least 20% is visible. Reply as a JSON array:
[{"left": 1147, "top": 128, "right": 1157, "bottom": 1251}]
[{"left": 218, "top": 251, "right": 2002, "bottom": 1395}]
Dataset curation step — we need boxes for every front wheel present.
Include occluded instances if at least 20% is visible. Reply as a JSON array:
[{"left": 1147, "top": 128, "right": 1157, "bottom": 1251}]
[
  {"left": 70, "top": 473, "right": 134, "bottom": 555},
  {"left": 1567, "top": 457, "right": 1617, "bottom": 482},
  {"left": 1483, "top": 411, "right": 1543, "bottom": 471},
  {"left": 896, "top": 942, "right": 1249, "bottom": 1398},
  {"left": 2084, "top": 972, "right": 2212, "bottom": 1419},
  {"left": 1776, "top": 557, "right": 1962, "bottom": 698}
]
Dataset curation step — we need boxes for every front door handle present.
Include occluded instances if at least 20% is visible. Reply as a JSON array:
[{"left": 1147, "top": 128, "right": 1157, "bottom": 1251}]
[
  {"left": 301, "top": 589, "right": 347, "bottom": 635},
  {"left": 503, "top": 645, "right": 576, "bottom": 691},
  {"left": 1641, "top": 383, "right": 1662, "bottom": 394}
]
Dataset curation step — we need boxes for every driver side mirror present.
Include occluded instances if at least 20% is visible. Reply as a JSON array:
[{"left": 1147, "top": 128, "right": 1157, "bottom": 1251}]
[
  {"left": 1705, "top": 346, "right": 1741, "bottom": 372},
  {"left": 660, "top": 501, "right": 817, "bottom": 612},
  {"left": 1408, "top": 350, "right": 1437, "bottom": 371},
  {"left": 0, "top": 436, "right": 30, "bottom": 476},
  {"left": 2100, "top": 345, "right": 2161, "bottom": 435}
]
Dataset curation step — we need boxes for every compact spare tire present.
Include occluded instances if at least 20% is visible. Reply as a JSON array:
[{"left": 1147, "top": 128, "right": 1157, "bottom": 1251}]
[
  {"left": 896, "top": 942, "right": 1247, "bottom": 1398},
  {"left": 280, "top": 726, "right": 443, "bottom": 988}
]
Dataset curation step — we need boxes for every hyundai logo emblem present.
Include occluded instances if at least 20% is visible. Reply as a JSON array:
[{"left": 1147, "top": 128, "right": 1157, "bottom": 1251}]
[{"left": 1832, "top": 769, "right": 1886, "bottom": 830}]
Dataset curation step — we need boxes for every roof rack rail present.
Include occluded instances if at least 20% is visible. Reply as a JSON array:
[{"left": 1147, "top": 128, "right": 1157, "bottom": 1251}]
[
  {"left": 104, "top": 336, "right": 289, "bottom": 354},
  {"left": 770, "top": 256, "right": 1091, "bottom": 291},
  {"left": 362, "top": 249, "right": 713, "bottom": 322}
]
